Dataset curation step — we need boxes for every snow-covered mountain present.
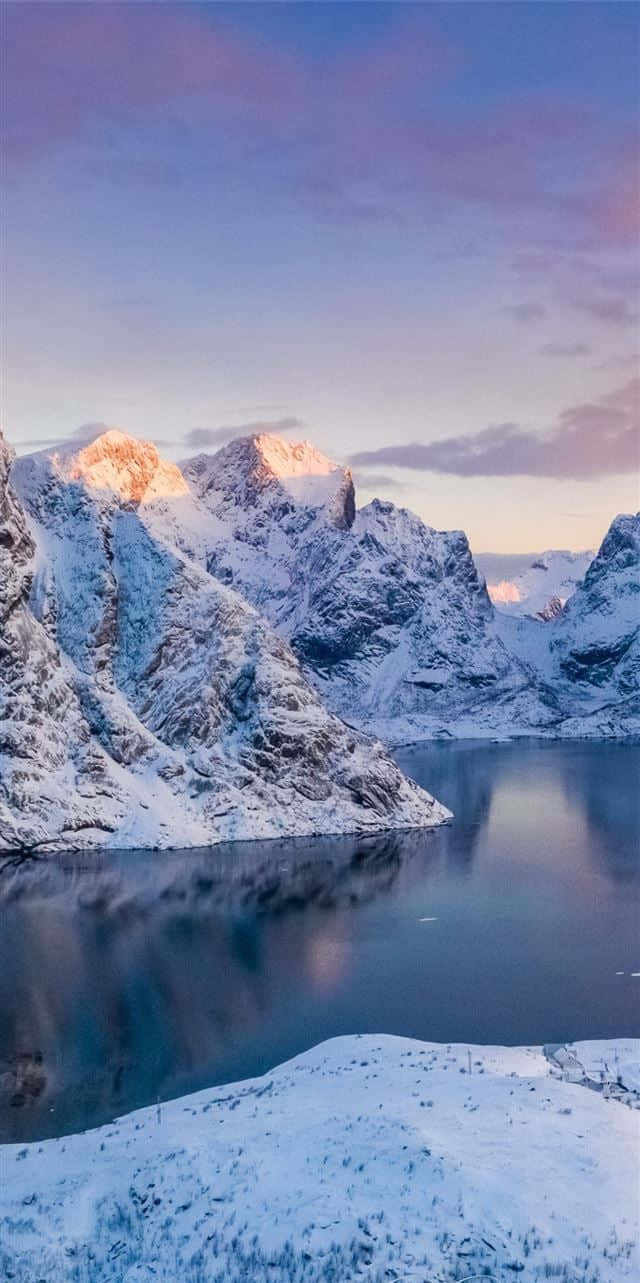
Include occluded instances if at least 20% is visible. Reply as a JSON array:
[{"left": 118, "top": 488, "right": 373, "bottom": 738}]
[
  {"left": 6, "top": 426, "right": 637, "bottom": 807},
  {"left": 482, "top": 548, "right": 594, "bottom": 619},
  {"left": 487, "top": 514, "right": 640, "bottom": 739},
  {"left": 170, "top": 432, "right": 638, "bottom": 742},
  {"left": 1, "top": 430, "right": 448, "bottom": 851},
  {"left": 549, "top": 512, "right": 640, "bottom": 736},
  {"left": 146, "top": 432, "right": 567, "bottom": 741}
]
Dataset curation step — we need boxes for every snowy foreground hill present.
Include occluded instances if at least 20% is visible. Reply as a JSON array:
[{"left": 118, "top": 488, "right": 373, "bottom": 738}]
[
  {"left": 140, "top": 428, "right": 637, "bottom": 744},
  {"left": 2, "top": 1034, "right": 638, "bottom": 1282},
  {"left": 0, "top": 432, "right": 447, "bottom": 851}
]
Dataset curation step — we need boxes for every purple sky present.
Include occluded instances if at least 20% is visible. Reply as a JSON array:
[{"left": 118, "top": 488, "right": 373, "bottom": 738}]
[{"left": 3, "top": 1, "right": 639, "bottom": 551}]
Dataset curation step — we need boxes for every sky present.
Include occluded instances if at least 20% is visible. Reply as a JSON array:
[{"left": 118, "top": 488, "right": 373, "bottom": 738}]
[{"left": 2, "top": 1, "right": 639, "bottom": 552}]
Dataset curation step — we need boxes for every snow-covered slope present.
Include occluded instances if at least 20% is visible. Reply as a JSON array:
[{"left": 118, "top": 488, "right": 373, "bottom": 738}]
[
  {"left": 0, "top": 433, "right": 136, "bottom": 850},
  {"left": 2, "top": 1033, "right": 638, "bottom": 1282},
  {"left": 1, "top": 432, "right": 448, "bottom": 851},
  {"left": 484, "top": 548, "right": 594, "bottom": 619}
]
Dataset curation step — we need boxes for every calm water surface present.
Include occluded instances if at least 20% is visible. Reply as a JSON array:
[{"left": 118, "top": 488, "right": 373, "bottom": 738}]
[{"left": 1, "top": 740, "right": 638, "bottom": 1141}]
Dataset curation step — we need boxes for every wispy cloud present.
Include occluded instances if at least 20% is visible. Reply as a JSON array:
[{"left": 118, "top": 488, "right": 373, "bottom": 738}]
[
  {"left": 539, "top": 342, "right": 591, "bottom": 358},
  {"left": 183, "top": 417, "right": 304, "bottom": 451},
  {"left": 504, "top": 303, "right": 547, "bottom": 324},
  {"left": 97, "top": 296, "right": 152, "bottom": 313},
  {"left": 350, "top": 379, "right": 639, "bottom": 481},
  {"left": 352, "top": 471, "right": 406, "bottom": 493},
  {"left": 17, "top": 422, "right": 112, "bottom": 453},
  {"left": 566, "top": 292, "right": 638, "bottom": 327},
  {"left": 512, "top": 251, "right": 640, "bottom": 328},
  {"left": 593, "top": 351, "right": 639, "bottom": 372}
]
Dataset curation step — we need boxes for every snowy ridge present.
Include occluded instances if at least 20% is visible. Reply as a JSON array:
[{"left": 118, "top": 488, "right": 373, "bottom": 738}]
[
  {"left": 1, "top": 431, "right": 448, "bottom": 851},
  {"left": 2, "top": 1033, "right": 638, "bottom": 1282}
]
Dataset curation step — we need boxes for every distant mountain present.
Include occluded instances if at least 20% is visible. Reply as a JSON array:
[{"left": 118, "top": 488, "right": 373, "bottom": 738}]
[
  {"left": 491, "top": 515, "right": 640, "bottom": 739},
  {"left": 1, "top": 430, "right": 447, "bottom": 851},
  {"left": 479, "top": 549, "right": 594, "bottom": 620}
]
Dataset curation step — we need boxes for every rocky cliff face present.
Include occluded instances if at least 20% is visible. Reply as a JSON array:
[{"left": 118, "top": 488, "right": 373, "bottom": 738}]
[
  {"left": 1, "top": 434, "right": 448, "bottom": 851},
  {"left": 0, "top": 433, "right": 126, "bottom": 850},
  {"left": 283, "top": 499, "right": 550, "bottom": 742},
  {"left": 554, "top": 514, "right": 639, "bottom": 684},
  {"left": 547, "top": 513, "right": 640, "bottom": 736}
]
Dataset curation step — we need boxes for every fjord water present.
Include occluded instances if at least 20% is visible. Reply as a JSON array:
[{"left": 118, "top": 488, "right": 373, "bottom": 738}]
[{"left": 1, "top": 740, "right": 638, "bottom": 1142}]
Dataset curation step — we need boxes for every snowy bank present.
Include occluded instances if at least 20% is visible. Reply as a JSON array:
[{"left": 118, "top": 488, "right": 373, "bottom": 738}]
[{"left": 1, "top": 1034, "right": 638, "bottom": 1282}]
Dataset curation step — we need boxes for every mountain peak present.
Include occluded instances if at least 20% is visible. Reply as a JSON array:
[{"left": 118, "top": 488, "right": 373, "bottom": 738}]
[
  {"left": 60, "top": 429, "right": 189, "bottom": 503},
  {"left": 251, "top": 432, "right": 337, "bottom": 477},
  {"left": 252, "top": 433, "right": 354, "bottom": 515},
  {"left": 184, "top": 432, "right": 356, "bottom": 529}
]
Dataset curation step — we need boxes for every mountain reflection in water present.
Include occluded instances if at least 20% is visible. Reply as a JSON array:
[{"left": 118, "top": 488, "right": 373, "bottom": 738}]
[{"left": 1, "top": 740, "right": 638, "bottom": 1141}]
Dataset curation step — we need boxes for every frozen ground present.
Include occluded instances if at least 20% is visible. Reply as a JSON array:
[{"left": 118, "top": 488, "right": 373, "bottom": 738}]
[{"left": 1, "top": 1034, "right": 638, "bottom": 1282}]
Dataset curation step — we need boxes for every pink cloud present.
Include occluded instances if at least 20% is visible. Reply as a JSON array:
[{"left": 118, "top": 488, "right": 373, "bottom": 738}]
[
  {"left": 5, "top": 5, "right": 637, "bottom": 263},
  {"left": 329, "top": 14, "right": 460, "bottom": 103},
  {"left": 4, "top": 6, "right": 304, "bottom": 162},
  {"left": 566, "top": 293, "right": 637, "bottom": 327},
  {"left": 587, "top": 154, "right": 640, "bottom": 251},
  {"left": 350, "top": 378, "right": 639, "bottom": 481}
]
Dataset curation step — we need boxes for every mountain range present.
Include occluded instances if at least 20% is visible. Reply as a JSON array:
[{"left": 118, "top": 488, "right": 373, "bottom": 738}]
[
  {"left": 132, "top": 429, "right": 638, "bottom": 744},
  {"left": 1, "top": 426, "right": 637, "bottom": 850},
  {"left": 0, "top": 431, "right": 446, "bottom": 851}
]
